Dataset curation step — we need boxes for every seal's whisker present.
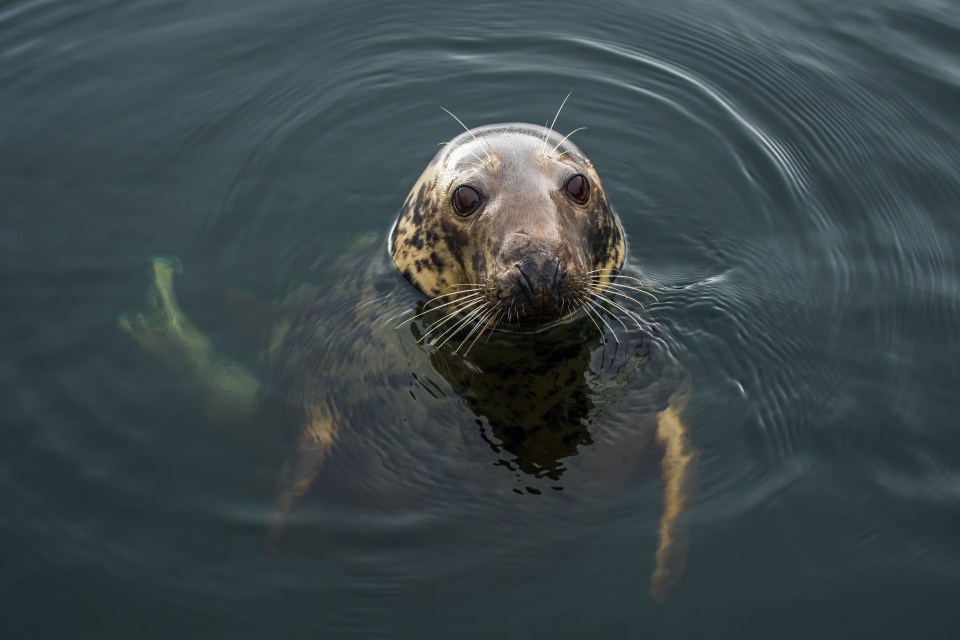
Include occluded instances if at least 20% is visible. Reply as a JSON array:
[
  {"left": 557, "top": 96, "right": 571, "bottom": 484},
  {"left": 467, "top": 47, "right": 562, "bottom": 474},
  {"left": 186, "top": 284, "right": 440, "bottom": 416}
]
[
  {"left": 582, "top": 296, "right": 622, "bottom": 370},
  {"left": 417, "top": 298, "right": 486, "bottom": 343},
  {"left": 421, "top": 289, "right": 484, "bottom": 307},
  {"left": 440, "top": 107, "right": 494, "bottom": 164},
  {"left": 586, "top": 270, "right": 659, "bottom": 302},
  {"left": 594, "top": 280, "right": 659, "bottom": 302},
  {"left": 577, "top": 295, "right": 606, "bottom": 341},
  {"left": 459, "top": 303, "right": 501, "bottom": 355},
  {"left": 433, "top": 286, "right": 484, "bottom": 294},
  {"left": 586, "top": 294, "right": 629, "bottom": 333},
  {"left": 588, "top": 290, "right": 642, "bottom": 327},
  {"left": 586, "top": 268, "right": 623, "bottom": 278},
  {"left": 450, "top": 283, "right": 485, "bottom": 288},
  {"left": 421, "top": 288, "right": 483, "bottom": 304},
  {"left": 578, "top": 295, "right": 611, "bottom": 369},
  {"left": 471, "top": 306, "right": 502, "bottom": 353},
  {"left": 552, "top": 127, "right": 587, "bottom": 154},
  {"left": 433, "top": 303, "right": 490, "bottom": 349},
  {"left": 454, "top": 309, "right": 492, "bottom": 354},
  {"left": 418, "top": 306, "right": 480, "bottom": 346},
  {"left": 467, "top": 152, "right": 490, "bottom": 166},
  {"left": 583, "top": 297, "right": 622, "bottom": 344},
  {"left": 483, "top": 308, "right": 506, "bottom": 346},
  {"left": 592, "top": 284, "right": 648, "bottom": 310},
  {"left": 584, "top": 269, "right": 615, "bottom": 286},
  {"left": 420, "top": 296, "right": 484, "bottom": 330},
  {"left": 395, "top": 293, "right": 483, "bottom": 329},
  {"left": 430, "top": 301, "right": 489, "bottom": 345},
  {"left": 478, "top": 133, "right": 496, "bottom": 165},
  {"left": 588, "top": 291, "right": 643, "bottom": 330},
  {"left": 588, "top": 270, "right": 651, "bottom": 288},
  {"left": 614, "top": 276, "right": 651, "bottom": 289},
  {"left": 540, "top": 91, "right": 572, "bottom": 158},
  {"left": 587, "top": 271, "right": 642, "bottom": 287},
  {"left": 418, "top": 300, "right": 483, "bottom": 339},
  {"left": 586, "top": 268, "right": 629, "bottom": 277},
  {"left": 417, "top": 290, "right": 483, "bottom": 311}
]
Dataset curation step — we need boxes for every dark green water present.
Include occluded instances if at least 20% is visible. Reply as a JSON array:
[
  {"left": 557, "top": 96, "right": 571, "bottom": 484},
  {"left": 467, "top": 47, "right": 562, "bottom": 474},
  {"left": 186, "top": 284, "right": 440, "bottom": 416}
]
[{"left": 4, "top": 0, "right": 960, "bottom": 637}]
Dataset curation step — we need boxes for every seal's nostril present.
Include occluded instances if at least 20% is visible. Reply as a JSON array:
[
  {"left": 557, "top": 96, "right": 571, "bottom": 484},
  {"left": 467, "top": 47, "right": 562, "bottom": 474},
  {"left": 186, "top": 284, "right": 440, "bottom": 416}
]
[
  {"left": 517, "top": 265, "right": 536, "bottom": 297},
  {"left": 514, "top": 252, "right": 564, "bottom": 314},
  {"left": 551, "top": 260, "right": 562, "bottom": 293}
]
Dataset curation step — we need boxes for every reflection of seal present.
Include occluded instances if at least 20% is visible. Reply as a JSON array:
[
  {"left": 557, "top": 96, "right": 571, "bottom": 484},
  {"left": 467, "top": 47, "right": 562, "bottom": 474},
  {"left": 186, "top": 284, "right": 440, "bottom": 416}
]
[
  {"left": 390, "top": 123, "right": 626, "bottom": 332},
  {"left": 119, "top": 119, "right": 697, "bottom": 602}
]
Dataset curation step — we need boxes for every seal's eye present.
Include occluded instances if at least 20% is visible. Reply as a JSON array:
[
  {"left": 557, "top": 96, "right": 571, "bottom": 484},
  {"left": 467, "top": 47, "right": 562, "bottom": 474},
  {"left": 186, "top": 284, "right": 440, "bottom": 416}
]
[
  {"left": 565, "top": 174, "right": 590, "bottom": 204},
  {"left": 452, "top": 185, "right": 481, "bottom": 216}
]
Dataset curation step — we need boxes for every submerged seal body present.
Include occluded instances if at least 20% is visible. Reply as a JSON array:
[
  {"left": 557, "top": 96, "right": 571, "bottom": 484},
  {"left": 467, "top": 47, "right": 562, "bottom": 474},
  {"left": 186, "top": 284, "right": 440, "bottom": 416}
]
[{"left": 119, "top": 121, "right": 697, "bottom": 601}]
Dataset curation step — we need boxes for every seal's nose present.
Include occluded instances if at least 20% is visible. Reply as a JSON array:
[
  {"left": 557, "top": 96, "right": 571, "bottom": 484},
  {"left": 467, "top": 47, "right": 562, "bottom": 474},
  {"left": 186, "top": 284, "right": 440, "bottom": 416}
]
[{"left": 515, "top": 250, "right": 563, "bottom": 311}]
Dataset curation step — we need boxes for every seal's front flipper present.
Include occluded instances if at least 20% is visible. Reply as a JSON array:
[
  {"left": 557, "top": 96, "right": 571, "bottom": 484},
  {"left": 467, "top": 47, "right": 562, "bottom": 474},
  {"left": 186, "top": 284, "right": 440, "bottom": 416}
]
[
  {"left": 118, "top": 258, "right": 202, "bottom": 367},
  {"left": 650, "top": 397, "right": 699, "bottom": 602},
  {"left": 119, "top": 257, "right": 260, "bottom": 417},
  {"left": 266, "top": 402, "right": 338, "bottom": 552}
]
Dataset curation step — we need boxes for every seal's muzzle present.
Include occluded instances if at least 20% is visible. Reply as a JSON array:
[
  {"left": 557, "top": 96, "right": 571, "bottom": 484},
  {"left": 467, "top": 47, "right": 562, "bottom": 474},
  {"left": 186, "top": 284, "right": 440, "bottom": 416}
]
[
  {"left": 494, "top": 233, "right": 573, "bottom": 320},
  {"left": 514, "top": 249, "right": 564, "bottom": 313}
]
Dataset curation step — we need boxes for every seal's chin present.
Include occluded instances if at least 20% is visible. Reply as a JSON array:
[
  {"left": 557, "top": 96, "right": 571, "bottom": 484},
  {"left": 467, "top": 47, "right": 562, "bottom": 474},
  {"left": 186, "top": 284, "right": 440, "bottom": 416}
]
[
  {"left": 492, "top": 289, "right": 586, "bottom": 332},
  {"left": 495, "top": 310, "right": 584, "bottom": 334}
]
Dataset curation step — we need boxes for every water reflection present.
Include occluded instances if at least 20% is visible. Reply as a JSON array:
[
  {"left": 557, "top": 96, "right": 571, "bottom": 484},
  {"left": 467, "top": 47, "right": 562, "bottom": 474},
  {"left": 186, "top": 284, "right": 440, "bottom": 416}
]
[{"left": 415, "top": 317, "right": 661, "bottom": 484}]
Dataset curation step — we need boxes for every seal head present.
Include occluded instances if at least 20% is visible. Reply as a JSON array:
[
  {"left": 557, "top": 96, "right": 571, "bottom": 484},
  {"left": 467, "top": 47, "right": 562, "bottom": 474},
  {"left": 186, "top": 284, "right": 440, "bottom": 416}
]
[{"left": 390, "top": 123, "right": 626, "bottom": 329}]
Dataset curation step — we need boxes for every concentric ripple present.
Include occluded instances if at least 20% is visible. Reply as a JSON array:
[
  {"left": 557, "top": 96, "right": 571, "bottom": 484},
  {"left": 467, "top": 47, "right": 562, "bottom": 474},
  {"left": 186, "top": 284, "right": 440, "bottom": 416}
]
[{"left": 4, "top": 0, "right": 960, "bottom": 637}]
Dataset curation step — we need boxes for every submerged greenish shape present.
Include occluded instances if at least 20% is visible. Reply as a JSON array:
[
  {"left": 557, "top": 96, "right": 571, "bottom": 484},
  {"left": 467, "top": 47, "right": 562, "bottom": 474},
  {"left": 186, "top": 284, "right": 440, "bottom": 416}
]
[{"left": 4, "top": 0, "right": 960, "bottom": 637}]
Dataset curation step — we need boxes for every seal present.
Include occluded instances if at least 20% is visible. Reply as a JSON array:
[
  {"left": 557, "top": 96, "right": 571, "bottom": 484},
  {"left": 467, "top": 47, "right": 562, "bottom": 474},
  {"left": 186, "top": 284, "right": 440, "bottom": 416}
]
[{"left": 118, "top": 119, "right": 697, "bottom": 601}]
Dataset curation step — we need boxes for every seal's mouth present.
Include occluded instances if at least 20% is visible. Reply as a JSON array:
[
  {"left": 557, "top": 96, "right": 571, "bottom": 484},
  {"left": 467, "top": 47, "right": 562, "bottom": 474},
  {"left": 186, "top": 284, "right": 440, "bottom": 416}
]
[
  {"left": 493, "top": 286, "right": 583, "bottom": 328},
  {"left": 488, "top": 248, "right": 583, "bottom": 327},
  {"left": 400, "top": 269, "right": 655, "bottom": 353}
]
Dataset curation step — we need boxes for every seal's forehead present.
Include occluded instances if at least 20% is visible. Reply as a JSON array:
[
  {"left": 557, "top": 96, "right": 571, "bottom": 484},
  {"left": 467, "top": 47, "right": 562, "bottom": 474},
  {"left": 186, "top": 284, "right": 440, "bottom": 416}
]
[{"left": 441, "top": 122, "right": 589, "bottom": 168}]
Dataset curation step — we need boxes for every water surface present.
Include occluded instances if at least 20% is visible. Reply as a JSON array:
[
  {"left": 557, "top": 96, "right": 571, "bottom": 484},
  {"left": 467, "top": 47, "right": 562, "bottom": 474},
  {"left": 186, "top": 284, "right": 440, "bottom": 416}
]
[{"left": 3, "top": 0, "right": 960, "bottom": 637}]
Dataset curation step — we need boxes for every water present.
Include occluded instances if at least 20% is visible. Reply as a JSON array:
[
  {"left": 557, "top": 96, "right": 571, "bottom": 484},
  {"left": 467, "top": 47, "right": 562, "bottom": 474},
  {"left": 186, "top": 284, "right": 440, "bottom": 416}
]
[{"left": 4, "top": 0, "right": 960, "bottom": 637}]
